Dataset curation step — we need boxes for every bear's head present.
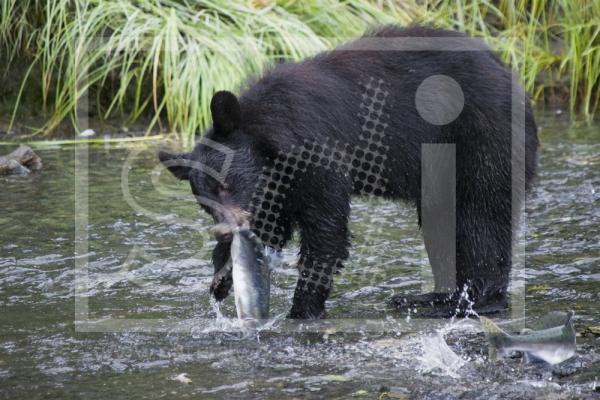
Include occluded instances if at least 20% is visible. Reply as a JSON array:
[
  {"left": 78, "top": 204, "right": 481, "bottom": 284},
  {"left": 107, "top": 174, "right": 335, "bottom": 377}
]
[{"left": 159, "top": 91, "right": 274, "bottom": 242}]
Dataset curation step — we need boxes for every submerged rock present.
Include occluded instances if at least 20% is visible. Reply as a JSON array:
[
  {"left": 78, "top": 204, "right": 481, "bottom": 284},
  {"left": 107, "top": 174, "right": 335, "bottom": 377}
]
[
  {"left": 0, "top": 158, "right": 29, "bottom": 175},
  {"left": 0, "top": 144, "right": 42, "bottom": 175}
]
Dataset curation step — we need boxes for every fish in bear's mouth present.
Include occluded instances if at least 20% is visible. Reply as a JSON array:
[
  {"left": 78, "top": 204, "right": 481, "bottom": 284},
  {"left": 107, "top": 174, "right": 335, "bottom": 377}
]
[{"left": 210, "top": 220, "right": 282, "bottom": 325}]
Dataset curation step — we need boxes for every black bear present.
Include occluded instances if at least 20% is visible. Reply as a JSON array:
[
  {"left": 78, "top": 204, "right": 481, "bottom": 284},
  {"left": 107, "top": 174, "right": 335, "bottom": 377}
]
[{"left": 159, "top": 26, "right": 538, "bottom": 319}]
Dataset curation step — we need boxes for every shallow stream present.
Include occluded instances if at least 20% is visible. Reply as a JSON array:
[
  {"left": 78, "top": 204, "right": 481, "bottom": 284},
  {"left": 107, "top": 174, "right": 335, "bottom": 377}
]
[{"left": 1, "top": 114, "right": 599, "bottom": 399}]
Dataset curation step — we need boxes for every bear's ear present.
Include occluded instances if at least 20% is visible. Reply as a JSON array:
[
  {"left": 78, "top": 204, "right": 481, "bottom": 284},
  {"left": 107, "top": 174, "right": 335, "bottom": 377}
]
[
  {"left": 158, "top": 151, "right": 192, "bottom": 180},
  {"left": 210, "top": 90, "right": 241, "bottom": 135}
]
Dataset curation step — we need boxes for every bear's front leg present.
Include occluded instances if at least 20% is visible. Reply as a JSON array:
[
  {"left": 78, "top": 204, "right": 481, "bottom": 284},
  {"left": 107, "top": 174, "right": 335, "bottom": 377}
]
[
  {"left": 287, "top": 173, "right": 351, "bottom": 319},
  {"left": 288, "top": 256, "right": 344, "bottom": 319},
  {"left": 209, "top": 241, "right": 233, "bottom": 301}
]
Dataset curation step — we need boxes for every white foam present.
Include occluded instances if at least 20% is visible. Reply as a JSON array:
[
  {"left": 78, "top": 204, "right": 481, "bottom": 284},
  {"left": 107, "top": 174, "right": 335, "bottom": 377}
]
[{"left": 418, "top": 331, "right": 466, "bottom": 378}]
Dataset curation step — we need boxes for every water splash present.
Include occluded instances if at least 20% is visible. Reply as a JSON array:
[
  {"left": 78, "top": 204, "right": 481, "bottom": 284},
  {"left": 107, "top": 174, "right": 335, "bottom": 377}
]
[
  {"left": 418, "top": 331, "right": 466, "bottom": 378},
  {"left": 414, "top": 285, "right": 479, "bottom": 377},
  {"left": 454, "top": 284, "right": 479, "bottom": 320},
  {"left": 189, "top": 297, "right": 287, "bottom": 339},
  {"left": 417, "top": 313, "right": 481, "bottom": 378}
]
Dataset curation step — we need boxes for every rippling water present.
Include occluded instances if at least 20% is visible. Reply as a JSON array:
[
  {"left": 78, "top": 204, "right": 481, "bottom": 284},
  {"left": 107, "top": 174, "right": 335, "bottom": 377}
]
[{"left": 1, "top": 114, "right": 599, "bottom": 399}]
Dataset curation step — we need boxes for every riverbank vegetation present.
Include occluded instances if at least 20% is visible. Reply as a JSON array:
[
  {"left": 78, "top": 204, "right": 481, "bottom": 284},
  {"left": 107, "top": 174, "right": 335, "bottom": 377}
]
[{"left": 1, "top": 0, "right": 598, "bottom": 145}]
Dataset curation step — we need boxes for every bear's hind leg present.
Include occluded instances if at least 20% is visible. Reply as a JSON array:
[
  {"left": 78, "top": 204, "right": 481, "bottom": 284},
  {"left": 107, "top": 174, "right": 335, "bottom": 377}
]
[
  {"left": 392, "top": 202, "right": 513, "bottom": 317},
  {"left": 454, "top": 207, "right": 513, "bottom": 314}
]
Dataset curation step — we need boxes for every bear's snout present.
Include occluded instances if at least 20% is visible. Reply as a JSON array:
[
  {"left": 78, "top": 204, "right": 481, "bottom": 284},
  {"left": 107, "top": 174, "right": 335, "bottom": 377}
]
[{"left": 213, "top": 223, "right": 233, "bottom": 243}]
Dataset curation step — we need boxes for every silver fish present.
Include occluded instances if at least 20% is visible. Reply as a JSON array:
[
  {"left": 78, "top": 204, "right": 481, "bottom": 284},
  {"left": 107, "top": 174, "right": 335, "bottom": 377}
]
[
  {"left": 480, "top": 311, "right": 576, "bottom": 365},
  {"left": 231, "top": 228, "right": 270, "bottom": 325}
]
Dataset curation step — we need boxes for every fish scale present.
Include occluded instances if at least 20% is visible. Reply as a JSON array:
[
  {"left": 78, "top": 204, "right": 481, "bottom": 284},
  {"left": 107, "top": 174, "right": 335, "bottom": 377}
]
[
  {"left": 480, "top": 311, "right": 576, "bottom": 365},
  {"left": 231, "top": 228, "right": 271, "bottom": 325}
]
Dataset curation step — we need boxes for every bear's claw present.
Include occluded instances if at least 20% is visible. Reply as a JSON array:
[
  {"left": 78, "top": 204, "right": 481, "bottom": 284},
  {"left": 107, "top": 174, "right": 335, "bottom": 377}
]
[
  {"left": 209, "top": 263, "right": 233, "bottom": 301},
  {"left": 390, "top": 291, "right": 507, "bottom": 318}
]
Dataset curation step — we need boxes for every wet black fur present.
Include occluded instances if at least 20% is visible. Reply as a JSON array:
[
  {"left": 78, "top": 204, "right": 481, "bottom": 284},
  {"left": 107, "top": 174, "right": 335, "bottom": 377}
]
[{"left": 160, "top": 26, "right": 538, "bottom": 319}]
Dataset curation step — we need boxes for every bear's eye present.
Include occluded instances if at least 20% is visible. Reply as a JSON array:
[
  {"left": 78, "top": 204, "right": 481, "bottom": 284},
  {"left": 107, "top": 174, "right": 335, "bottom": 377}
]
[{"left": 202, "top": 175, "right": 228, "bottom": 199}]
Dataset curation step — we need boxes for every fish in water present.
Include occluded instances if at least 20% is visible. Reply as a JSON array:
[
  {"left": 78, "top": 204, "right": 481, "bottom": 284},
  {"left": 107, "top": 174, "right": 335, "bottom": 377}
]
[
  {"left": 230, "top": 227, "right": 271, "bottom": 325},
  {"left": 480, "top": 311, "right": 576, "bottom": 365}
]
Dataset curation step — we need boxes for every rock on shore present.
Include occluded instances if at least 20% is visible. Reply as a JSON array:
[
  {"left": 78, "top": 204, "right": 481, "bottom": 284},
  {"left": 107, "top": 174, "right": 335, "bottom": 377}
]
[{"left": 0, "top": 145, "right": 42, "bottom": 175}]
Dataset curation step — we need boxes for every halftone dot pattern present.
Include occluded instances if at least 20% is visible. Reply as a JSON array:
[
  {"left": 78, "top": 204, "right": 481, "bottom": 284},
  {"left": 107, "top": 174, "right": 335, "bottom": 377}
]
[
  {"left": 249, "top": 77, "right": 391, "bottom": 293},
  {"left": 353, "top": 77, "right": 390, "bottom": 196},
  {"left": 296, "top": 258, "right": 345, "bottom": 292},
  {"left": 250, "top": 148, "right": 306, "bottom": 250},
  {"left": 298, "top": 258, "right": 343, "bottom": 291}
]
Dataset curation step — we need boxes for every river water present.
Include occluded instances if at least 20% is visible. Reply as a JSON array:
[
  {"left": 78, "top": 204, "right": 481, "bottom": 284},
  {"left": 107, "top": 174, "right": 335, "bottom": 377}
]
[{"left": 1, "top": 114, "right": 599, "bottom": 399}]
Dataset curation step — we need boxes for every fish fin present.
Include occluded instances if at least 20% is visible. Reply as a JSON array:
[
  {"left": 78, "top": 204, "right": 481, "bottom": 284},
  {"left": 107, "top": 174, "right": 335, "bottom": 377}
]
[
  {"left": 564, "top": 310, "right": 577, "bottom": 344},
  {"left": 565, "top": 310, "right": 574, "bottom": 325},
  {"left": 536, "top": 311, "right": 570, "bottom": 329},
  {"left": 480, "top": 316, "right": 509, "bottom": 361}
]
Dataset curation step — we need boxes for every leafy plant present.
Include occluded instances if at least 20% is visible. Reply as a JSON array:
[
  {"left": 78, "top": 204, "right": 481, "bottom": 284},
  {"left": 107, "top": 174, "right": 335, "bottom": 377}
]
[{"left": 0, "top": 0, "right": 598, "bottom": 145}]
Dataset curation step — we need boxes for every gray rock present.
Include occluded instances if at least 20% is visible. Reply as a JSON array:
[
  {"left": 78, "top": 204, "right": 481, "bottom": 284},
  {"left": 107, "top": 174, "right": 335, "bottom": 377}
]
[
  {"left": 8, "top": 144, "right": 42, "bottom": 170},
  {"left": 0, "top": 157, "right": 29, "bottom": 175},
  {"left": 0, "top": 145, "right": 41, "bottom": 175}
]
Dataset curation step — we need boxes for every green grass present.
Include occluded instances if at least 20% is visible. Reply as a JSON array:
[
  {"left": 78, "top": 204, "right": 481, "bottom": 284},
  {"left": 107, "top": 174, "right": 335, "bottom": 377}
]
[
  {"left": 422, "top": 0, "right": 600, "bottom": 117},
  {"left": 0, "top": 0, "right": 598, "bottom": 145}
]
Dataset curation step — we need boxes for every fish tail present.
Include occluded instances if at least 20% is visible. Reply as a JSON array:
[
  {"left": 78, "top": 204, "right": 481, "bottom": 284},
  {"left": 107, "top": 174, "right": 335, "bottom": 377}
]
[{"left": 480, "top": 316, "right": 509, "bottom": 361}]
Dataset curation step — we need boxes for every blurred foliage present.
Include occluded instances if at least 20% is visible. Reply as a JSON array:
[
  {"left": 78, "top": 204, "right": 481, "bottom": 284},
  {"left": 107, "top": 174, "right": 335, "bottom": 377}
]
[{"left": 0, "top": 0, "right": 598, "bottom": 144}]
